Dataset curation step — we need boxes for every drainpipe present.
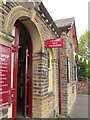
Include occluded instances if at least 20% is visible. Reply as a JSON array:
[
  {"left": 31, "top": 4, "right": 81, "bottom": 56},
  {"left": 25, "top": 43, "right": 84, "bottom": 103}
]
[{"left": 59, "top": 48, "right": 62, "bottom": 114}]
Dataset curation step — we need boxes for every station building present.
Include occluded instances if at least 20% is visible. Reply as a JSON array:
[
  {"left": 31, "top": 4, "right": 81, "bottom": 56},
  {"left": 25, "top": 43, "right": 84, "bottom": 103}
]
[
  {"left": 0, "top": 0, "right": 78, "bottom": 118},
  {"left": 55, "top": 17, "right": 78, "bottom": 115}
]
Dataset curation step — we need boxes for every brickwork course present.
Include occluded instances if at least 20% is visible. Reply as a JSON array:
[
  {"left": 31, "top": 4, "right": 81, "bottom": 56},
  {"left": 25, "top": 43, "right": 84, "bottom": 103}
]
[{"left": 0, "top": 0, "right": 78, "bottom": 119}]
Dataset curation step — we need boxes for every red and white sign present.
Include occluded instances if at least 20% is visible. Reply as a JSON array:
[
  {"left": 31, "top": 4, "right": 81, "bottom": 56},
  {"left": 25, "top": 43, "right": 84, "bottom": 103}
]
[
  {"left": 81, "top": 83, "right": 86, "bottom": 87},
  {"left": 0, "top": 44, "right": 11, "bottom": 111},
  {"left": 46, "top": 38, "right": 64, "bottom": 48}
]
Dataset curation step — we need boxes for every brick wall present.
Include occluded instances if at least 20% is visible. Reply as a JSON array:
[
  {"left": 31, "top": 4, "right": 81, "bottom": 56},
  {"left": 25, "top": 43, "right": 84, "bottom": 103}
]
[
  {"left": 0, "top": 1, "right": 59, "bottom": 118},
  {"left": 60, "top": 30, "right": 77, "bottom": 115},
  {"left": 34, "top": 14, "right": 59, "bottom": 118}
]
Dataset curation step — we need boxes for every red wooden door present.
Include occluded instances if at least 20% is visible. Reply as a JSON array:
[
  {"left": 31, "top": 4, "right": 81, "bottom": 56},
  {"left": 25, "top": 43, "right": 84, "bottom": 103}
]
[
  {"left": 25, "top": 45, "right": 30, "bottom": 117},
  {"left": 11, "top": 21, "right": 32, "bottom": 118},
  {"left": 11, "top": 23, "right": 19, "bottom": 118}
]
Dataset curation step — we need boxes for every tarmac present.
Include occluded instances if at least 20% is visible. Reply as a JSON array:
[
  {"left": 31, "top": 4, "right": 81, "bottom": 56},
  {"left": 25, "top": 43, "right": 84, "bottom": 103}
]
[{"left": 70, "top": 94, "right": 89, "bottom": 118}]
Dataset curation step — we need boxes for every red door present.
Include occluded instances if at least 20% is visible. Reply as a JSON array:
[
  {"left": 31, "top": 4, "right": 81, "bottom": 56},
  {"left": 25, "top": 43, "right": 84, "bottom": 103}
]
[
  {"left": 11, "top": 23, "right": 19, "bottom": 118},
  {"left": 25, "top": 45, "right": 32, "bottom": 118},
  {"left": 25, "top": 45, "right": 31, "bottom": 117},
  {"left": 11, "top": 21, "right": 32, "bottom": 118}
]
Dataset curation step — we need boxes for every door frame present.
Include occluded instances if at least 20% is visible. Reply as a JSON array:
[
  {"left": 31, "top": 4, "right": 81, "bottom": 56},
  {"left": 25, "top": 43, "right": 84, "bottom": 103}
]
[{"left": 12, "top": 21, "right": 33, "bottom": 118}]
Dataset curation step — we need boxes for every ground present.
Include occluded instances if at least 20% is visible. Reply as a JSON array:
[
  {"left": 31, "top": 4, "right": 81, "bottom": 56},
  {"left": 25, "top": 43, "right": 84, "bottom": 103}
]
[
  {"left": 70, "top": 81, "right": 89, "bottom": 118},
  {"left": 70, "top": 94, "right": 88, "bottom": 118}
]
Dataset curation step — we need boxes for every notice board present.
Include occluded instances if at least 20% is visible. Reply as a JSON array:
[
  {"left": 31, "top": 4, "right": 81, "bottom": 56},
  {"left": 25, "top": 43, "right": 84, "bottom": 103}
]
[
  {"left": 46, "top": 38, "right": 64, "bottom": 48},
  {"left": 0, "top": 44, "right": 11, "bottom": 111}
]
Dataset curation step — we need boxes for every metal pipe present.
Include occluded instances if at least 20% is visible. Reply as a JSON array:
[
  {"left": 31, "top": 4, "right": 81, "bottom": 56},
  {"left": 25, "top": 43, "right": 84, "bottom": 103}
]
[{"left": 59, "top": 48, "right": 62, "bottom": 114}]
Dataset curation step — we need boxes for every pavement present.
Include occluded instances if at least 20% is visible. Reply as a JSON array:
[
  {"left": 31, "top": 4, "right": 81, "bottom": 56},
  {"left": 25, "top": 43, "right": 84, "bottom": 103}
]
[
  {"left": 77, "top": 81, "right": 88, "bottom": 95},
  {"left": 70, "top": 94, "right": 88, "bottom": 118}
]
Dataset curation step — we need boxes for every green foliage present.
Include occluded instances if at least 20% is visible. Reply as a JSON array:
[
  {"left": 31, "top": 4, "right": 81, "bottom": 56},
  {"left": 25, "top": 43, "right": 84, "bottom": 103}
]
[
  {"left": 56, "top": 113, "right": 62, "bottom": 119},
  {"left": 86, "top": 63, "right": 90, "bottom": 79},
  {"left": 77, "top": 30, "right": 89, "bottom": 79},
  {"left": 77, "top": 60, "right": 86, "bottom": 78},
  {"left": 78, "top": 30, "right": 89, "bottom": 58},
  {"left": 67, "top": 114, "right": 71, "bottom": 118}
]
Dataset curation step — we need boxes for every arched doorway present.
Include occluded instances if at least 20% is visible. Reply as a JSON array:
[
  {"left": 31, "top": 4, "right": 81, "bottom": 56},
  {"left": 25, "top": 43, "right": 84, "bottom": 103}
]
[
  {"left": 4, "top": 6, "right": 45, "bottom": 118},
  {"left": 12, "top": 21, "right": 33, "bottom": 118}
]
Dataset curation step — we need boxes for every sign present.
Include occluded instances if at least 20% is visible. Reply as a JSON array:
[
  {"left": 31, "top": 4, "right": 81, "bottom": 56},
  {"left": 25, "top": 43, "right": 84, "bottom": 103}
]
[
  {"left": 81, "top": 83, "right": 85, "bottom": 87},
  {"left": 0, "top": 44, "right": 11, "bottom": 111},
  {"left": 46, "top": 38, "right": 64, "bottom": 48}
]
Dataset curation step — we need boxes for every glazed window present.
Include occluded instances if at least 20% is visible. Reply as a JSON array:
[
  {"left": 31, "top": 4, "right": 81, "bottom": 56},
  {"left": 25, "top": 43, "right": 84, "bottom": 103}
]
[
  {"left": 67, "top": 56, "right": 70, "bottom": 83},
  {"left": 48, "top": 49, "right": 52, "bottom": 91},
  {"left": 74, "top": 65, "right": 77, "bottom": 81}
]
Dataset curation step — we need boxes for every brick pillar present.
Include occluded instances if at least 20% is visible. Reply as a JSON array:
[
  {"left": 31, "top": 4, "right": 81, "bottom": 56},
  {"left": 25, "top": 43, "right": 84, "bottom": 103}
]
[
  {"left": 60, "top": 36, "right": 68, "bottom": 115},
  {"left": 32, "top": 53, "right": 48, "bottom": 118},
  {"left": 52, "top": 59, "right": 59, "bottom": 116}
]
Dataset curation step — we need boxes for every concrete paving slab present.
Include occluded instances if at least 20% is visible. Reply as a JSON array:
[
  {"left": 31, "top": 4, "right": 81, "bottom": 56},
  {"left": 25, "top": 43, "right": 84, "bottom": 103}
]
[{"left": 70, "top": 94, "right": 88, "bottom": 118}]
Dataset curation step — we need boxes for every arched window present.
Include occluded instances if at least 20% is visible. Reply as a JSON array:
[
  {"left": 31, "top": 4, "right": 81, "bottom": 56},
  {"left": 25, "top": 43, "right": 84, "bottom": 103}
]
[{"left": 47, "top": 49, "right": 53, "bottom": 91}]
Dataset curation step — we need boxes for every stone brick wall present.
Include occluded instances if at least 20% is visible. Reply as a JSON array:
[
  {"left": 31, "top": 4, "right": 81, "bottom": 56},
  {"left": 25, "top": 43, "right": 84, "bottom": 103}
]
[
  {"left": 66, "top": 30, "right": 77, "bottom": 114},
  {"left": 67, "top": 82, "right": 76, "bottom": 114},
  {"left": 60, "top": 34, "right": 68, "bottom": 115},
  {"left": 0, "top": 3, "right": 15, "bottom": 118},
  {"left": 32, "top": 54, "right": 48, "bottom": 118},
  {"left": 33, "top": 14, "right": 59, "bottom": 118},
  {"left": 0, "top": 1, "right": 77, "bottom": 118},
  {"left": 34, "top": 14, "right": 59, "bottom": 118},
  {"left": 60, "top": 30, "right": 77, "bottom": 115},
  {"left": 0, "top": 1, "right": 59, "bottom": 118}
]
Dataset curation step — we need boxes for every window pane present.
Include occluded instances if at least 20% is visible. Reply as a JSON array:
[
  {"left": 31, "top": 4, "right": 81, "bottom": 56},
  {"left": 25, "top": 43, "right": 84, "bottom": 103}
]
[
  {"left": 27, "top": 56, "right": 30, "bottom": 79},
  {"left": 67, "top": 57, "right": 70, "bottom": 83}
]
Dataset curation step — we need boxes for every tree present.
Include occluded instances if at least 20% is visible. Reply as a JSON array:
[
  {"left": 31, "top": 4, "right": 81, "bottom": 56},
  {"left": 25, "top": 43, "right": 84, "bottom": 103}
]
[
  {"left": 77, "top": 59, "right": 87, "bottom": 80},
  {"left": 78, "top": 30, "right": 88, "bottom": 58},
  {"left": 77, "top": 30, "right": 89, "bottom": 80}
]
